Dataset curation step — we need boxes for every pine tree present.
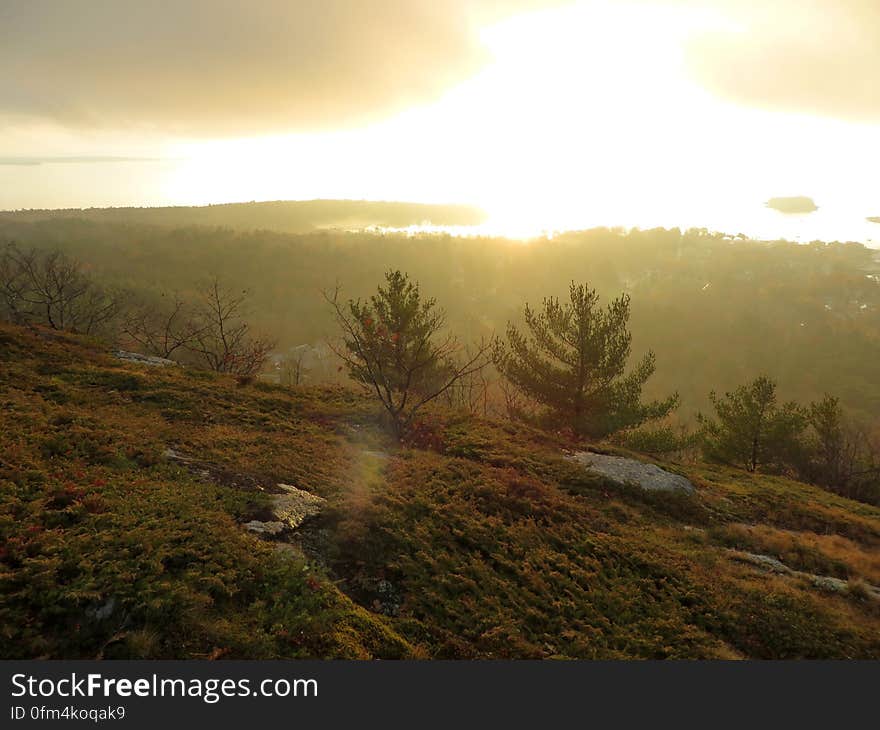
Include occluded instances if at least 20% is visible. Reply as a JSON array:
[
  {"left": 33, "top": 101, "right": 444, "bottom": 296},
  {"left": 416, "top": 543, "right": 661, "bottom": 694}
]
[
  {"left": 807, "top": 394, "right": 847, "bottom": 487},
  {"left": 327, "top": 270, "right": 490, "bottom": 436},
  {"left": 698, "top": 376, "right": 807, "bottom": 472},
  {"left": 494, "top": 282, "right": 677, "bottom": 438}
]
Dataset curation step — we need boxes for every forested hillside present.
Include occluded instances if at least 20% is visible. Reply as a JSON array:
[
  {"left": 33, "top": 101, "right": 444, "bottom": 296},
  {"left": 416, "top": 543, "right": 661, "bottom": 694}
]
[
  {"left": 0, "top": 199, "right": 486, "bottom": 233},
  {"left": 2, "top": 216, "right": 879, "bottom": 422}
]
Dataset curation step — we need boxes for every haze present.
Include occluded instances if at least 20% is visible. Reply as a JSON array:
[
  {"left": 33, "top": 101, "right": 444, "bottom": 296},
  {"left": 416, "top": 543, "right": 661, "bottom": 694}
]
[{"left": 2, "top": 0, "right": 879, "bottom": 242}]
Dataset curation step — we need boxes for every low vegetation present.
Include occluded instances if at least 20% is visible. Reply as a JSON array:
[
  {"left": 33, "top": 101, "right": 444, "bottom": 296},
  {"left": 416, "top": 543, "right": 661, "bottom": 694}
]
[
  {"left": 1, "top": 322, "right": 878, "bottom": 659},
  {"left": 699, "top": 378, "right": 880, "bottom": 504}
]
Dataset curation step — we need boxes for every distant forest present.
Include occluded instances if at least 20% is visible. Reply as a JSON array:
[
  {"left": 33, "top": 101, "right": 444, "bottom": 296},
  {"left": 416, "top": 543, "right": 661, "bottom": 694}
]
[
  {"left": 1, "top": 204, "right": 879, "bottom": 423},
  {"left": 0, "top": 199, "right": 487, "bottom": 233}
]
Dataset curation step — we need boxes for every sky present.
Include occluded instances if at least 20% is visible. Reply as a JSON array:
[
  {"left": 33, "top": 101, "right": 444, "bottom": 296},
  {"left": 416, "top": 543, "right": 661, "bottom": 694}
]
[{"left": 2, "top": 0, "right": 879, "bottom": 241}]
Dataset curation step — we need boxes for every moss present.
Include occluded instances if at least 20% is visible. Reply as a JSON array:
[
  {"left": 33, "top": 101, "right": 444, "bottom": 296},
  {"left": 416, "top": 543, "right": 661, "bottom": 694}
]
[
  {"left": 1, "top": 320, "right": 878, "bottom": 659},
  {"left": 0, "top": 322, "right": 411, "bottom": 659}
]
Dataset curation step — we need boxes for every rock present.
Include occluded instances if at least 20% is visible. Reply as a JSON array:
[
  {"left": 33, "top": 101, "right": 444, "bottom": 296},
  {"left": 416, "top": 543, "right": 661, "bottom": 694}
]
[
  {"left": 360, "top": 449, "right": 390, "bottom": 461},
  {"left": 730, "top": 551, "right": 793, "bottom": 575},
  {"left": 113, "top": 350, "right": 177, "bottom": 367},
  {"left": 273, "top": 543, "right": 306, "bottom": 559},
  {"left": 244, "top": 520, "right": 286, "bottom": 536},
  {"left": 810, "top": 575, "right": 880, "bottom": 600},
  {"left": 160, "top": 452, "right": 325, "bottom": 538},
  {"left": 244, "top": 485, "right": 325, "bottom": 540},
  {"left": 162, "top": 447, "right": 191, "bottom": 463},
  {"left": 271, "top": 484, "right": 326, "bottom": 528},
  {"left": 729, "top": 550, "right": 880, "bottom": 600},
  {"left": 810, "top": 575, "right": 849, "bottom": 594},
  {"left": 682, "top": 525, "right": 707, "bottom": 539},
  {"left": 568, "top": 452, "right": 696, "bottom": 495},
  {"left": 86, "top": 597, "right": 117, "bottom": 621}
]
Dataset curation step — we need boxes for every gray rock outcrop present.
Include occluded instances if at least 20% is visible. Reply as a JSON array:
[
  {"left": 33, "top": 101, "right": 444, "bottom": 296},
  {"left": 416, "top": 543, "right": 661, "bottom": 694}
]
[
  {"left": 568, "top": 452, "right": 696, "bottom": 495},
  {"left": 245, "top": 484, "right": 326, "bottom": 538},
  {"left": 114, "top": 350, "right": 177, "bottom": 367},
  {"left": 729, "top": 550, "right": 880, "bottom": 600},
  {"left": 272, "top": 484, "right": 326, "bottom": 528}
]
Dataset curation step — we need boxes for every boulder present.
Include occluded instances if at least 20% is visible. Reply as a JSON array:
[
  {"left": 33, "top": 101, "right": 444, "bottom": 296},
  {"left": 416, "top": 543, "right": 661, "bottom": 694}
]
[{"left": 569, "top": 452, "right": 696, "bottom": 495}]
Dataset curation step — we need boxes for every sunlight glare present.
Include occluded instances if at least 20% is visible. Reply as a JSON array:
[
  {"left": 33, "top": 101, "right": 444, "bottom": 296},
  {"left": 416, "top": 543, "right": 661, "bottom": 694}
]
[{"left": 165, "top": 0, "right": 880, "bottom": 242}]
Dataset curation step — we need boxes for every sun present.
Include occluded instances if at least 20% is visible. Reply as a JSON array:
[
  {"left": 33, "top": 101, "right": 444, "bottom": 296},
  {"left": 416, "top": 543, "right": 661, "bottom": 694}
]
[{"left": 162, "top": 0, "right": 880, "bottom": 242}]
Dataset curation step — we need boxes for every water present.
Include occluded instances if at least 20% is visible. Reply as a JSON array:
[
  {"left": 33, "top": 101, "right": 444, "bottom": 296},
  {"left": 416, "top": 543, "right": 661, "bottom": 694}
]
[{"left": 378, "top": 204, "right": 880, "bottom": 247}]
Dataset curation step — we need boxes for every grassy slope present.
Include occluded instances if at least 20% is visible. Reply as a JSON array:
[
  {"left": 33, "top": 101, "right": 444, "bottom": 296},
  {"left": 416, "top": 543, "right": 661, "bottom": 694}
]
[{"left": 1, "top": 322, "right": 878, "bottom": 659}]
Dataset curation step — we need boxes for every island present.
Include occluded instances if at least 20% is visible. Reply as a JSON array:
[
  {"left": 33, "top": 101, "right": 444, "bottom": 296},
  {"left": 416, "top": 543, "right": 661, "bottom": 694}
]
[{"left": 765, "top": 196, "right": 818, "bottom": 214}]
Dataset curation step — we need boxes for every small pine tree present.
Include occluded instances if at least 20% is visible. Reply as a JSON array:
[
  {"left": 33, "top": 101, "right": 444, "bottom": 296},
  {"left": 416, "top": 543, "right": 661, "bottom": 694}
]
[
  {"left": 494, "top": 282, "right": 677, "bottom": 438},
  {"left": 806, "top": 394, "right": 847, "bottom": 487},
  {"left": 327, "top": 270, "right": 490, "bottom": 436},
  {"left": 698, "top": 376, "right": 807, "bottom": 472}
]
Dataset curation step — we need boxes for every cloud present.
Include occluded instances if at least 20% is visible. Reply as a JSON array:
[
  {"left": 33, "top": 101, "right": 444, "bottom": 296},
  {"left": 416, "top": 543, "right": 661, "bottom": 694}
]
[
  {"left": 6, "top": 0, "right": 874, "bottom": 137},
  {"left": 0, "top": 0, "right": 547, "bottom": 136},
  {"left": 682, "top": 0, "right": 880, "bottom": 123}
]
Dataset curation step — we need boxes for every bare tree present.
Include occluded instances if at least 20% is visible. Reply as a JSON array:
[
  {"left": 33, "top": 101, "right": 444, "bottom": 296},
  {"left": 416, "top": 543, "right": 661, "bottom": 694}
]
[
  {"left": 0, "top": 243, "right": 30, "bottom": 323},
  {"left": 188, "top": 278, "right": 275, "bottom": 377},
  {"left": 278, "top": 347, "right": 309, "bottom": 387},
  {"left": 0, "top": 243, "right": 121, "bottom": 334},
  {"left": 121, "top": 293, "right": 206, "bottom": 359},
  {"left": 499, "top": 376, "right": 538, "bottom": 422},
  {"left": 822, "top": 420, "right": 880, "bottom": 503},
  {"left": 441, "top": 350, "right": 496, "bottom": 417},
  {"left": 326, "top": 270, "right": 492, "bottom": 437},
  {"left": 73, "top": 284, "right": 124, "bottom": 336}
]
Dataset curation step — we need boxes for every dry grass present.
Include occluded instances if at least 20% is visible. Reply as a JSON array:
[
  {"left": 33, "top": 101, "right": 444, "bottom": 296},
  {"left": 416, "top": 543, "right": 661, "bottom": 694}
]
[{"left": 2, "top": 321, "right": 879, "bottom": 659}]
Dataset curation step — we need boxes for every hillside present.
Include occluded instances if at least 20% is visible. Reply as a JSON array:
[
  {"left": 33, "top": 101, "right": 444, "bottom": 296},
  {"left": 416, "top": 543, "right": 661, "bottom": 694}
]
[
  {"left": 1, "top": 322, "right": 879, "bottom": 659},
  {"left": 0, "top": 199, "right": 487, "bottom": 234}
]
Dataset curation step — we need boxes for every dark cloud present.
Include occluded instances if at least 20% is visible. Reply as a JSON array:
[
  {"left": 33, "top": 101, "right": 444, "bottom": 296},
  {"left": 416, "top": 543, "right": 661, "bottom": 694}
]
[
  {"left": 0, "top": 0, "right": 545, "bottom": 135},
  {"left": 683, "top": 0, "right": 880, "bottom": 123}
]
